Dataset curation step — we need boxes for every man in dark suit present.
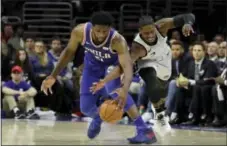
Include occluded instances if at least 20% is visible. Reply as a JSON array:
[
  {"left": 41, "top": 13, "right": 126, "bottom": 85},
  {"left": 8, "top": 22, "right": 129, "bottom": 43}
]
[
  {"left": 165, "top": 41, "right": 191, "bottom": 115},
  {"left": 215, "top": 41, "right": 227, "bottom": 75},
  {"left": 169, "top": 42, "right": 218, "bottom": 125},
  {"left": 211, "top": 58, "right": 227, "bottom": 127}
]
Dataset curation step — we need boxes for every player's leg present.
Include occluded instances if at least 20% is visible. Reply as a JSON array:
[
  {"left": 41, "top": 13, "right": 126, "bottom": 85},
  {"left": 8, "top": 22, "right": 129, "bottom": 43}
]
[
  {"left": 105, "top": 75, "right": 157, "bottom": 144},
  {"left": 139, "top": 67, "right": 171, "bottom": 134},
  {"left": 80, "top": 68, "right": 106, "bottom": 139}
]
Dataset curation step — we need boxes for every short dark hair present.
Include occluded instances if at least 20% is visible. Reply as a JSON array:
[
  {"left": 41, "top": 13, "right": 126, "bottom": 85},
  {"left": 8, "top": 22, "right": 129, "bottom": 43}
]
[
  {"left": 91, "top": 11, "right": 114, "bottom": 26},
  {"left": 193, "top": 41, "right": 206, "bottom": 51},
  {"left": 51, "top": 36, "right": 61, "bottom": 42},
  {"left": 139, "top": 15, "right": 154, "bottom": 28},
  {"left": 171, "top": 40, "right": 184, "bottom": 49}
]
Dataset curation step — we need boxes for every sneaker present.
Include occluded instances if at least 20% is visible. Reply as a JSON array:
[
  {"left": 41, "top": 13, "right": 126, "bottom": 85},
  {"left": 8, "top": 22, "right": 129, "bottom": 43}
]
[
  {"left": 14, "top": 111, "right": 26, "bottom": 119},
  {"left": 87, "top": 117, "right": 102, "bottom": 139},
  {"left": 153, "top": 111, "right": 171, "bottom": 136},
  {"left": 127, "top": 128, "right": 157, "bottom": 144},
  {"left": 26, "top": 109, "right": 40, "bottom": 120},
  {"left": 142, "top": 112, "right": 153, "bottom": 123}
]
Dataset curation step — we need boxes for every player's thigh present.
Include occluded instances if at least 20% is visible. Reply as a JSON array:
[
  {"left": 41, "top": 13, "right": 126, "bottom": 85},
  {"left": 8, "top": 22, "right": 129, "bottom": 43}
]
[
  {"left": 80, "top": 68, "right": 106, "bottom": 109},
  {"left": 139, "top": 67, "right": 168, "bottom": 96},
  {"left": 80, "top": 68, "right": 103, "bottom": 94}
]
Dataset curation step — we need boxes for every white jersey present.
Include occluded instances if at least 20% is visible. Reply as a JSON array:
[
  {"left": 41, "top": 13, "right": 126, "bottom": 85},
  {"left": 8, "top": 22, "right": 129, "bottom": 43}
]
[{"left": 134, "top": 28, "right": 172, "bottom": 81}]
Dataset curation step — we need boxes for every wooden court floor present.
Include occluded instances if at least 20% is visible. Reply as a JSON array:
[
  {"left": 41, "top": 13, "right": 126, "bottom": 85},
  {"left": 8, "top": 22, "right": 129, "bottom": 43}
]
[{"left": 1, "top": 119, "right": 227, "bottom": 145}]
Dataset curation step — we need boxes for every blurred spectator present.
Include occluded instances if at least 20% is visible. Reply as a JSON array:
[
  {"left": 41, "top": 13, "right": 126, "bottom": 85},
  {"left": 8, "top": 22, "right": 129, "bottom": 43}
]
[
  {"left": 213, "top": 34, "right": 225, "bottom": 44},
  {"left": 171, "top": 30, "right": 181, "bottom": 41},
  {"left": 211, "top": 63, "right": 227, "bottom": 127},
  {"left": 215, "top": 41, "right": 227, "bottom": 75},
  {"left": 31, "top": 40, "right": 54, "bottom": 79},
  {"left": 170, "top": 42, "right": 218, "bottom": 125},
  {"left": 11, "top": 49, "right": 34, "bottom": 83},
  {"left": 2, "top": 66, "right": 39, "bottom": 119},
  {"left": 25, "top": 37, "right": 35, "bottom": 57},
  {"left": 2, "top": 41, "right": 12, "bottom": 81},
  {"left": 207, "top": 41, "right": 219, "bottom": 61},
  {"left": 7, "top": 23, "right": 26, "bottom": 60},
  {"left": 1, "top": 24, "right": 13, "bottom": 43},
  {"left": 48, "top": 37, "right": 74, "bottom": 92}
]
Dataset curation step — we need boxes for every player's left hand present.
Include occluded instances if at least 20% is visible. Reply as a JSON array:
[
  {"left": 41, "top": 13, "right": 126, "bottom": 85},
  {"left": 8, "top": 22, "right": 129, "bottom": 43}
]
[
  {"left": 90, "top": 79, "right": 106, "bottom": 94},
  {"left": 112, "top": 87, "right": 127, "bottom": 110},
  {"left": 182, "top": 24, "right": 194, "bottom": 37}
]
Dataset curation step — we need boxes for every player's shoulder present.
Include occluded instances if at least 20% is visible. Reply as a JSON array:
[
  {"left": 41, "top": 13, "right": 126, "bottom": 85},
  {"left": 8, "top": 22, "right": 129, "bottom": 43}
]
[
  {"left": 71, "top": 23, "right": 87, "bottom": 41},
  {"left": 111, "top": 32, "right": 126, "bottom": 44}
]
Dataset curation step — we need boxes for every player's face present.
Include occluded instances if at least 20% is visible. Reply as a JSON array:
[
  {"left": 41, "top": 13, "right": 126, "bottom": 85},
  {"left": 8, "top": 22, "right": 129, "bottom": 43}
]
[
  {"left": 139, "top": 25, "right": 157, "bottom": 44},
  {"left": 92, "top": 25, "right": 111, "bottom": 43},
  {"left": 192, "top": 45, "right": 205, "bottom": 61},
  {"left": 171, "top": 44, "right": 183, "bottom": 59}
]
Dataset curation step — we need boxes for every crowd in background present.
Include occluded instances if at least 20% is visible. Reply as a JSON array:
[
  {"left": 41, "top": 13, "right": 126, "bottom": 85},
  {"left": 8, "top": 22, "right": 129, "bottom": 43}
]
[{"left": 1, "top": 20, "right": 227, "bottom": 127}]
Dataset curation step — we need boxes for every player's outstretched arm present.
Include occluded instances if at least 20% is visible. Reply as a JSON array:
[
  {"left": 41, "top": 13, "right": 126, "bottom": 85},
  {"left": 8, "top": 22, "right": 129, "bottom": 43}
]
[
  {"left": 50, "top": 25, "right": 83, "bottom": 78},
  {"left": 155, "top": 13, "right": 195, "bottom": 37},
  {"left": 41, "top": 24, "right": 84, "bottom": 95},
  {"left": 102, "top": 41, "right": 145, "bottom": 82}
]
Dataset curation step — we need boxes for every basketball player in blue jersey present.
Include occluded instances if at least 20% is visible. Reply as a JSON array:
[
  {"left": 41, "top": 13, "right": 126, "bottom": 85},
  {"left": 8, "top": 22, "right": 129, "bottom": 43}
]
[
  {"left": 91, "top": 13, "right": 195, "bottom": 138},
  {"left": 41, "top": 11, "right": 156, "bottom": 144}
]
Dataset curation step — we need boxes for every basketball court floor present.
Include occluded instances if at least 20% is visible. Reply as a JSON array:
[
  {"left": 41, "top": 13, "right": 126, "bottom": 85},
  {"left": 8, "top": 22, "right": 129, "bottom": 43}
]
[{"left": 1, "top": 119, "right": 227, "bottom": 145}]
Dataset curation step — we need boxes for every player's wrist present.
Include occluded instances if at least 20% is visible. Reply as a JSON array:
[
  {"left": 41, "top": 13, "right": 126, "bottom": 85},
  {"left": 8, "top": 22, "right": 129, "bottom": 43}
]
[{"left": 47, "top": 75, "right": 57, "bottom": 80}]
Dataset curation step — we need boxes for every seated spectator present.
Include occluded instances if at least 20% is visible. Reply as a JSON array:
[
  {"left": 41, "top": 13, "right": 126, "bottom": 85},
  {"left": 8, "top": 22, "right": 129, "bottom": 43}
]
[
  {"left": 216, "top": 41, "right": 227, "bottom": 75},
  {"left": 2, "top": 66, "right": 39, "bottom": 119},
  {"left": 31, "top": 40, "right": 54, "bottom": 81},
  {"left": 7, "top": 23, "right": 26, "bottom": 60},
  {"left": 1, "top": 42, "right": 12, "bottom": 81},
  {"left": 211, "top": 63, "right": 227, "bottom": 127},
  {"left": 11, "top": 49, "right": 34, "bottom": 83},
  {"left": 170, "top": 42, "right": 218, "bottom": 125},
  {"left": 207, "top": 41, "right": 219, "bottom": 62},
  {"left": 165, "top": 41, "right": 191, "bottom": 115},
  {"left": 48, "top": 37, "right": 73, "bottom": 92},
  {"left": 1, "top": 23, "right": 13, "bottom": 44},
  {"left": 25, "top": 37, "right": 35, "bottom": 57},
  {"left": 213, "top": 34, "right": 225, "bottom": 45}
]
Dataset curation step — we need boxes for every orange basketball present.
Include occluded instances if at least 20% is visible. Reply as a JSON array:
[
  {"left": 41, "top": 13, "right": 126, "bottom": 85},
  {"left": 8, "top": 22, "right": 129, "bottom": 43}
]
[{"left": 99, "top": 99, "right": 123, "bottom": 124}]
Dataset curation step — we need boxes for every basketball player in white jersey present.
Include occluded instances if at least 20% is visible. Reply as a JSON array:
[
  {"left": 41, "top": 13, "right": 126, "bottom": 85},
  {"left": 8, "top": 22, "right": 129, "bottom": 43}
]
[{"left": 90, "top": 13, "right": 195, "bottom": 133}]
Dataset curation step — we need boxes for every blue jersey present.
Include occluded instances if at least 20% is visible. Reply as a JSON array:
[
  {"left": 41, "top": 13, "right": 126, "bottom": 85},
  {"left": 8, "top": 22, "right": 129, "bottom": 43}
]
[{"left": 81, "top": 22, "right": 118, "bottom": 67}]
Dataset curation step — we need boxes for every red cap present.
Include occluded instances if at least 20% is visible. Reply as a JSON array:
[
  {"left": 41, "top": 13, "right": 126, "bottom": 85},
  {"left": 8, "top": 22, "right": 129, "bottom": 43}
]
[{"left": 11, "top": 66, "right": 23, "bottom": 73}]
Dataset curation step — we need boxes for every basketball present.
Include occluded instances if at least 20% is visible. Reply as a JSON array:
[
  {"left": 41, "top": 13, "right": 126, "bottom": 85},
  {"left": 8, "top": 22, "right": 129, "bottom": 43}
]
[{"left": 99, "top": 99, "right": 123, "bottom": 123}]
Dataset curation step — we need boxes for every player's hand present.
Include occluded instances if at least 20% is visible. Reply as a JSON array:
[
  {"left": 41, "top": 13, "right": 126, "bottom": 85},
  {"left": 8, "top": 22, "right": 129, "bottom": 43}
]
[
  {"left": 182, "top": 24, "right": 194, "bottom": 37},
  {"left": 90, "top": 79, "right": 105, "bottom": 94},
  {"left": 41, "top": 76, "right": 56, "bottom": 95},
  {"left": 112, "top": 87, "right": 127, "bottom": 110}
]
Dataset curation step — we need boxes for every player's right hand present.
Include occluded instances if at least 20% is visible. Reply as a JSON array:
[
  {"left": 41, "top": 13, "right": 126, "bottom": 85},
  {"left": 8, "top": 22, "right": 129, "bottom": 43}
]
[
  {"left": 90, "top": 79, "right": 105, "bottom": 94},
  {"left": 111, "top": 87, "right": 127, "bottom": 111},
  {"left": 41, "top": 76, "right": 56, "bottom": 95}
]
